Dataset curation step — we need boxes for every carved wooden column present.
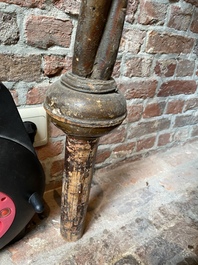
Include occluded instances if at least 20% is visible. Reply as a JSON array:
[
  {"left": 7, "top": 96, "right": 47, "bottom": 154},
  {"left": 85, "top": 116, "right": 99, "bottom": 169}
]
[{"left": 44, "top": 0, "right": 128, "bottom": 241}]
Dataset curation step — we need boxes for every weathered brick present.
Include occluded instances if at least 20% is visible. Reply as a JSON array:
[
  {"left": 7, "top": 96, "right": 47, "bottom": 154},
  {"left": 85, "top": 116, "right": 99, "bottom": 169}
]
[
  {"left": 191, "top": 125, "right": 198, "bottom": 137},
  {"left": 146, "top": 31, "right": 195, "bottom": 54},
  {"left": 184, "top": 0, "right": 198, "bottom": 7},
  {"left": 53, "top": 0, "right": 81, "bottom": 15},
  {"left": 112, "top": 61, "right": 121, "bottom": 78},
  {"left": 176, "top": 59, "right": 195, "bottom": 77},
  {"left": 36, "top": 140, "right": 64, "bottom": 161},
  {"left": 49, "top": 122, "right": 65, "bottom": 138},
  {"left": 0, "top": 12, "right": 19, "bottom": 45},
  {"left": 124, "top": 57, "right": 152, "bottom": 77},
  {"left": 158, "top": 80, "right": 197, "bottom": 97},
  {"left": 128, "top": 118, "right": 171, "bottom": 139},
  {"left": 138, "top": 0, "right": 167, "bottom": 25},
  {"left": 143, "top": 102, "right": 165, "bottom": 118},
  {"left": 119, "top": 80, "right": 157, "bottom": 100},
  {"left": 120, "top": 29, "right": 146, "bottom": 54},
  {"left": 194, "top": 40, "right": 198, "bottom": 57},
  {"left": 25, "top": 15, "right": 72, "bottom": 49},
  {"left": 136, "top": 136, "right": 156, "bottom": 152},
  {"left": 154, "top": 59, "right": 176, "bottom": 77},
  {"left": 2, "top": 0, "right": 198, "bottom": 185},
  {"left": 26, "top": 86, "right": 48, "bottom": 105},
  {"left": 184, "top": 98, "right": 198, "bottom": 112},
  {"left": 166, "top": 100, "right": 184, "bottom": 114},
  {"left": 50, "top": 159, "right": 64, "bottom": 177},
  {"left": 10, "top": 89, "right": 18, "bottom": 106},
  {"left": 45, "top": 177, "right": 62, "bottom": 191},
  {"left": 167, "top": 5, "right": 193, "bottom": 31},
  {"left": 99, "top": 126, "right": 127, "bottom": 145},
  {"left": 173, "top": 127, "right": 189, "bottom": 141},
  {"left": 190, "top": 9, "right": 198, "bottom": 33},
  {"left": 174, "top": 114, "right": 198, "bottom": 127},
  {"left": 126, "top": 0, "right": 139, "bottom": 24},
  {"left": 127, "top": 104, "right": 143, "bottom": 123},
  {"left": 158, "top": 133, "right": 172, "bottom": 146},
  {"left": 112, "top": 143, "right": 135, "bottom": 160},
  {"left": 43, "top": 55, "right": 72, "bottom": 77},
  {"left": 0, "top": 54, "right": 42, "bottom": 82},
  {"left": 1, "top": 0, "right": 45, "bottom": 8},
  {"left": 96, "top": 148, "right": 111, "bottom": 164},
  {"left": 113, "top": 142, "right": 135, "bottom": 155},
  {"left": 135, "top": 236, "right": 183, "bottom": 264}
]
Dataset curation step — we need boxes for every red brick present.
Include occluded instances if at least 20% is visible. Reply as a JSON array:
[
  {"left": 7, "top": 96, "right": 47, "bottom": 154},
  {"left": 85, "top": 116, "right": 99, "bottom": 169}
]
[
  {"left": 96, "top": 148, "right": 111, "bottom": 164},
  {"left": 49, "top": 123, "right": 65, "bottom": 138},
  {"left": 50, "top": 159, "right": 64, "bottom": 177},
  {"left": 1, "top": 0, "right": 45, "bottom": 8},
  {"left": 158, "top": 133, "right": 172, "bottom": 146},
  {"left": 176, "top": 60, "right": 195, "bottom": 77},
  {"left": 184, "top": 0, "right": 198, "bottom": 7},
  {"left": 128, "top": 118, "right": 171, "bottom": 139},
  {"left": 154, "top": 59, "right": 176, "bottom": 77},
  {"left": 36, "top": 140, "right": 64, "bottom": 160},
  {"left": 10, "top": 90, "right": 18, "bottom": 106},
  {"left": 25, "top": 15, "right": 72, "bottom": 49},
  {"left": 113, "top": 142, "right": 135, "bottom": 154},
  {"left": 143, "top": 102, "right": 165, "bottom": 118},
  {"left": 167, "top": 5, "right": 193, "bottom": 31},
  {"left": 126, "top": 0, "right": 139, "bottom": 23},
  {"left": 146, "top": 31, "right": 194, "bottom": 54},
  {"left": 43, "top": 55, "right": 72, "bottom": 77},
  {"left": 0, "top": 54, "right": 41, "bottom": 82},
  {"left": 99, "top": 126, "right": 127, "bottom": 145},
  {"left": 124, "top": 57, "right": 152, "bottom": 77},
  {"left": 127, "top": 104, "right": 143, "bottom": 123},
  {"left": 158, "top": 80, "right": 197, "bottom": 97},
  {"left": 190, "top": 9, "right": 198, "bottom": 33},
  {"left": 184, "top": 98, "right": 198, "bottom": 112},
  {"left": 137, "top": 136, "right": 155, "bottom": 152},
  {"left": 138, "top": 0, "right": 167, "bottom": 25},
  {"left": 166, "top": 100, "right": 184, "bottom": 114},
  {"left": 45, "top": 178, "right": 62, "bottom": 191},
  {"left": 174, "top": 114, "right": 198, "bottom": 128},
  {"left": 26, "top": 86, "right": 48, "bottom": 105},
  {"left": 194, "top": 41, "right": 198, "bottom": 56},
  {"left": 119, "top": 80, "right": 157, "bottom": 100},
  {"left": 112, "top": 61, "right": 121, "bottom": 78},
  {"left": 0, "top": 12, "right": 19, "bottom": 45},
  {"left": 120, "top": 29, "right": 146, "bottom": 54},
  {"left": 112, "top": 142, "right": 135, "bottom": 160},
  {"left": 53, "top": 0, "right": 81, "bottom": 15}
]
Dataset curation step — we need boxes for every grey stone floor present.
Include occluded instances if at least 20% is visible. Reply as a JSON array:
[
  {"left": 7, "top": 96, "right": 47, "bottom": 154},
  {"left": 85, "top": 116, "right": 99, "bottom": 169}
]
[{"left": 1, "top": 141, "right": 198, "bottom": 265}]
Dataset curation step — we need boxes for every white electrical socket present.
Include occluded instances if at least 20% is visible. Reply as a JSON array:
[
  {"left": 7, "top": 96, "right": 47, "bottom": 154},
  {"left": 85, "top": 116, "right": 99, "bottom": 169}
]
[{"left": 18, "top": 106, "right": 48, "bottom": 147}]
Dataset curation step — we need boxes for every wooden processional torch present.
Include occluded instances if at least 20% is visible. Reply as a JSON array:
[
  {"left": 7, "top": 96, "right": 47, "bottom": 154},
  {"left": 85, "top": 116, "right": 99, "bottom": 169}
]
[{"left": 44, "top": 0, "right": 128, "bottom": 241}]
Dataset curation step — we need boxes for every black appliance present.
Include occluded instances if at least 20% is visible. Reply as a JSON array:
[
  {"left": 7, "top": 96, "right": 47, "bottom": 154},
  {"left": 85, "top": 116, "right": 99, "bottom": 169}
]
[{"left": 0, "top": 82, "right": 45, "bottom": 249}]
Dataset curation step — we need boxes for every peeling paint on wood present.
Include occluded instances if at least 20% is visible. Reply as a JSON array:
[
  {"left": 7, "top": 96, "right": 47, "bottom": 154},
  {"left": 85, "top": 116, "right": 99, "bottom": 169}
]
[
  {"left": 61, "top": 136, "right": 99, "bottom": 241},
  {"left": 44, "top": 0, "right": 128, "bottom": 241}
]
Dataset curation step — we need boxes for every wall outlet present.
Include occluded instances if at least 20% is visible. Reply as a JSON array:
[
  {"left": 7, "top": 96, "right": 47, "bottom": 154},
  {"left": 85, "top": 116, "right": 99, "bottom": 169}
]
[{"left": 18, "top": 106, "right": 48, "bottom": 147}]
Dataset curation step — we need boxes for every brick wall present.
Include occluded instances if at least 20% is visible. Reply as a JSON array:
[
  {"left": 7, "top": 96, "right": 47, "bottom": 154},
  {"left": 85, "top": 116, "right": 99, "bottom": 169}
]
[{"left": 0, "top": 0, "right": 198, "bottom": 188}]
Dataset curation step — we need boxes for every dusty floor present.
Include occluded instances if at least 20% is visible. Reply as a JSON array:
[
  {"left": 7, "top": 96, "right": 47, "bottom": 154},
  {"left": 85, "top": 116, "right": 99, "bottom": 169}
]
[{"left": 1, "top": 141, "right": 198, "bottom": 265}]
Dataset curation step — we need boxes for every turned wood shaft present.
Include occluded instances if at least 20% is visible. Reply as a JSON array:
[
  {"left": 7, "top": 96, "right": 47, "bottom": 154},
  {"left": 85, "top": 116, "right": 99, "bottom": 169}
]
[
  {"left": 61, "top": 136, "right": 99, "bottom": 241},
  {"left": 49, "top": 0, "right": 129, "bottom": 241},
  {"left": 91, "top": 0, "right": 128, "bottom": 80},
  {"left": 72, "top": 0, "right": 112, "bottom": 77}
]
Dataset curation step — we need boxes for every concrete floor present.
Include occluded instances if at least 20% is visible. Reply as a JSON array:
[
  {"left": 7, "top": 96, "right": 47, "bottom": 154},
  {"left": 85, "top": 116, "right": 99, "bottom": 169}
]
[{"left": 1, "top": 141, "right": 198, "bottom": 265}]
